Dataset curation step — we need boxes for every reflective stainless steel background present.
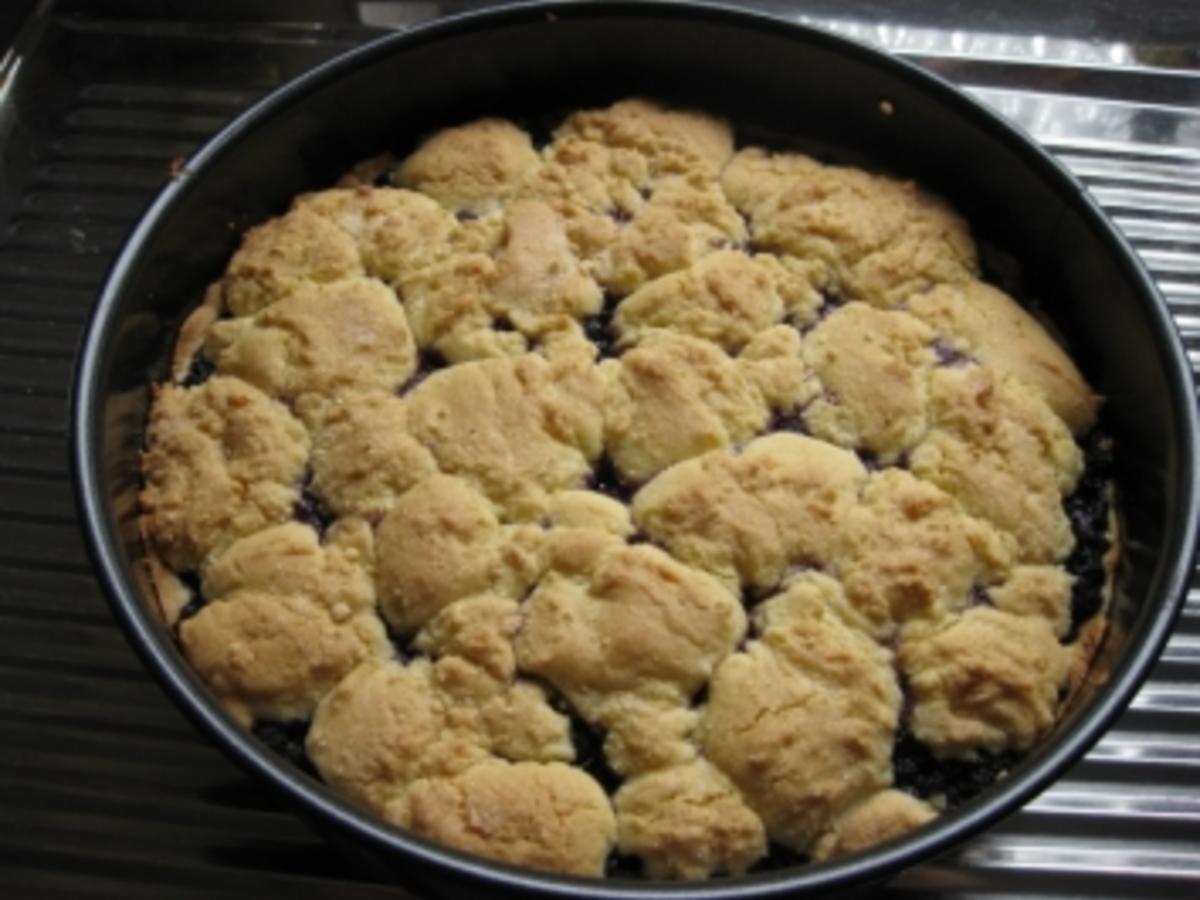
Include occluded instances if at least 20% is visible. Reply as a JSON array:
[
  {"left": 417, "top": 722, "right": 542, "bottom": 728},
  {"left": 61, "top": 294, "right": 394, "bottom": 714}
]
[{"left": 0, "top": 1, "right": 1196, "bottom": 896}]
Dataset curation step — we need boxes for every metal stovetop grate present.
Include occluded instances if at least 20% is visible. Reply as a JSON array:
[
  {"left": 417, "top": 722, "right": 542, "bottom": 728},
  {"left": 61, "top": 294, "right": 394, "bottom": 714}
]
[{"left": 1, "top": 2, "right": 1197, "bottom": 896}]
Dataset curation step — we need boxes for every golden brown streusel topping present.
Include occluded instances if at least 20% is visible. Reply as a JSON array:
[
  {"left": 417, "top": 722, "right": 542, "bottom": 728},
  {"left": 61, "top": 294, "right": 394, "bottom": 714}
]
[
  {"left": 802, "top": 302, "right": 937, "bottom": 461},
  {"left": 909, "top": 366, "right": 1082, "bottom": 563},
  {"left": 373, "top": 474, "right": 542, "bottom": 634},
  {"left": 142, "top": 97, "right": 1112, "bottom": 881},
  {"left": 221, "top": 208, "right": 364, "bottom": 317},
  {"left": 140, "top": 376, "right": 309, "bottom": 571},
  {"left": 811, "top": 789, "right": 938, "bottom": 861},
  {"left": 299, "top": 390, "right": 437, "bottom": 520},
  {"left": 206, "top": 276, "right": 418, "bottom": 402},
  {"left": 395, "top": 118, "right": 541, "bottom": 215},
  {"left": 900, "top": 606, "right": 1073, "bottom": 757},
  {"left": 599, "top": 332, "right": 770, "bottom": 483},
  {"left": 614, "top": 759, "right": 767, "bottom": 879},
  {"left": 632, "top": 434, "right": 867, "bottom": 594},
  {"left": 292, "top": 187, "right": 459, "bottom": 284},
  {"left": 700, "top": 574, "right": 901, "bottom": 853},
  {"left": 908, "top": 279, "right": 1099, "bottom": 433},
  {"left": 394, "top": 761, "right": 616, "bottom": 877}
]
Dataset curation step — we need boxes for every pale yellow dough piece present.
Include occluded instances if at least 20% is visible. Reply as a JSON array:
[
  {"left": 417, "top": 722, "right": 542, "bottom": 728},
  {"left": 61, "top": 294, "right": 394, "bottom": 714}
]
[
  {"left": 900, "top": 606, "right": 1072, "bottom": 757},
  {"left": 592, "top": 182, "right": 747, "bottom": 295},
  {"left": 179, "top": 520, "right": 388, "bottom": 724},
  {"left": 414, "top": 594, "right": 522, "bottom": 682},
  {"left": 556, "top": 98, "right": 734, "bottom": 183},
  {"left": 601, "top": 332, "right": 769, "bottom": 484},
  {"left": 738, "top": 324, "right": 820, "bottom": 413},
  {"left": 802, "top": 302, "right": 937, "bottom": 461},
  {"left": 989, "top": 565, "right": 1075, "bottom": 639},
  {"left": 293, "top": 187, "right": 458, "bottom": 283},
  {"left": 515, "top": 543, "right": 744, "bottom": 706},
  {"left": 140, "top": 376, "right": 309, "bottom": 571},
  {"left": 307, "top": 657, "right": 572, "bottom": 810},
  {"left": 516, "top": 543, "right": 744, "bottom": 777},
  {"left": 834, "top": 468, "right": 1014, "bottom": 638},
  {"left": 722, "top": 147, "right": 976, "bottom": 306},
  {"left": 300, "top": 390, "right": 437, "bottom": 520},
  {"left": 397, "top": 118, "right": 541, "bottom": 214},
  {"left": 309, "top": 658, "right": 485, "bottom": 810},
  {"left": 811, "top": 790, "right": 938, "bottom": 861},
  {"left": 490, "top": 199, "right": 605, "bottom": 327},
  {"left": 520, "top": 134, "right": 648, "bottom": 249},
  {"left": 398, "top": 252, "right": 515, "bottom": 363},
  {"left": 395, "top": 762, "right": 616, "bottom": 878},
  {"left": 180, "top": 590, "right": 389, "bottom": 726},
  {"left": 207, "top": 277, "right": 418, "bottom": 402},
  {"left": 908, "top": 279, "right": 1098, "bottom": 433},
  {"left": 200, "top": 520, "right": 374, "bottom": 617},
  {"left": 614, "top": 759, "right": 767, "bottom": 879},
  {"left": 910, "top": 365, "right": 1082, "bottom": 563},
  {"left": 373, "top": 475, "right": 543, "bottom": 634},
  {"left": 615, "top": 250, "right": 821, "bottom": 352},
  {"left": 632, "top": 434, "right": 867, "bottom": 593},
  {"left": 400, "top": 353, "right": 605, "bottom": 519},
  {"left": 546, "top": 490, "right": 634, "bottom": 537},
  {"left": 701, "top": 573, "right": 900, "bottom": 853},
  {"left": 221, "top": 207, "right": 364, "bottom": 316},
  {"left": 392, "top": 199, "right": 605, "bottom": 361}
]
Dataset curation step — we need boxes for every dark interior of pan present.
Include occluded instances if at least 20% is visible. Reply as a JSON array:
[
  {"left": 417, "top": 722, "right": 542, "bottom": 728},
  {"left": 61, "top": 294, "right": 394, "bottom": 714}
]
[{"left": 72, "top": 2, "right": 1199, "bottom": 898}]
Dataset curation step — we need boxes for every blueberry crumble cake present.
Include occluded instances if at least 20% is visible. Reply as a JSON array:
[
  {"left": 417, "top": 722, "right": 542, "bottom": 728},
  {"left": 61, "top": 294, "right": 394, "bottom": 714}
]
[{"left": 140, "top": 99, "right": 1117, "bottom": 880}]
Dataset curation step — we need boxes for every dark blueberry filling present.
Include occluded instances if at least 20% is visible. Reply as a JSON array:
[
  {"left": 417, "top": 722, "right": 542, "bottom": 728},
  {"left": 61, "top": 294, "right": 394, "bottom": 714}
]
[
  {"left": 770, "top": 409, "right": 809, "bottom": 435},
  {"left": 932, "top": 338, "right": 972, "bottom": 367},
  {"left": 383, "top": 619, "right": 413, "bottom": 662},
  {"left": 293, "top": 479, "right": 334, "bottom": 538},
  {"left": 181, "top": 353, "right": 215, "bottom": 387},
  {"left": 588, "top": 454, "right": 636, "bottom": 503},
  {"left": 397, "top": 348, "right": 448, "bottom": 395},
  {"left": 493, "top": 315, "right": 516, "bottom": 333},
  {"left": 741, "top": 584, "right": 773, "bottom": 612},
  {"left": 610, "top": 207, "right": 633, "bottom": 224},
  {"left": 176, "top": 569, "right": 206, "bottom": 622},
  {"left": 795, "top": 295, "right": 840, "bottom": 339},
  {"left": 892, "top": 727, "right": 1021, "bottom": 807},
  {"left": 969, "top": 584, "right": 992, "bottom": 607},
  {"left": 858, "top": 450, "right": 884, "bottom": 472},
  {"left": 978, "top": 239, "right": 1026, "bottom": 300},
  {"left": 1063, "top": 430, "right": 1114, "bottom": 641},
  {"left": 569, "top": 714, "right": 623, "bottom": 795},
  {"left": 605, "top": 851, "right": 645, "bottom": 879},
  {"left": 455, "top": 208, "right": 478, "bottom": 222},
  {"left": 543, "top": 688, "right": 622, "bottom": 794},
  {"left": 253, "top": 719, "right": 317, "bottom": 776},
  {"left": 748, "top": 842, "right": 809, "bottom": 873},
  {"left": 581, "top": 293, "right": 621, "bottom": 358}
]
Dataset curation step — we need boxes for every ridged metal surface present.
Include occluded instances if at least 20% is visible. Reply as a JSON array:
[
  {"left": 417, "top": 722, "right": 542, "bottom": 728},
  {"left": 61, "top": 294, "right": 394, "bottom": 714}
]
[{"left": 1, "top": 3, "right": 1197, "bottom": 897}]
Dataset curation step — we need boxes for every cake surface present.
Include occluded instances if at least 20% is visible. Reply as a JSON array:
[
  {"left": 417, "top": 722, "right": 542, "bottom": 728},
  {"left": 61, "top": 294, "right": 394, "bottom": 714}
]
[{"left": 140, "top": 98, "right": 1114, "bottom": 881}]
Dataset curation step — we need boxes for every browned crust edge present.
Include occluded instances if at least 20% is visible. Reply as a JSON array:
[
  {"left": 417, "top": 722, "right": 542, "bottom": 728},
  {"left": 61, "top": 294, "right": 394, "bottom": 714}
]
[
  {"left": 1065, "top": 500, "right": 1121, "bottom": 700},
  {"left": 169, "top": 281, "right": 223, "bottom": 382}
]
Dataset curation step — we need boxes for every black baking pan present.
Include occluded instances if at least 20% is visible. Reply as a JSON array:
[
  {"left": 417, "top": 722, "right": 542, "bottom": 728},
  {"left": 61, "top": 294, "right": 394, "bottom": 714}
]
[{"left": 71, "top": 1, "right": 1200, "bottom": 897}]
